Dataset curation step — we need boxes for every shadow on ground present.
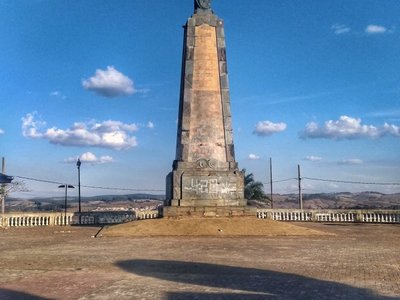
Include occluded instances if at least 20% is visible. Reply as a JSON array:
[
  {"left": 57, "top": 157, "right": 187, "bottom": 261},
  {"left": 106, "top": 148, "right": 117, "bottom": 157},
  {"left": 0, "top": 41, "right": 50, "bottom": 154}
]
[
  {"left": 116, "top": 259, "right": 395, "bottom": 299},
  {"left": 0, "top": 289, "right": 51, "bottom": 300}
]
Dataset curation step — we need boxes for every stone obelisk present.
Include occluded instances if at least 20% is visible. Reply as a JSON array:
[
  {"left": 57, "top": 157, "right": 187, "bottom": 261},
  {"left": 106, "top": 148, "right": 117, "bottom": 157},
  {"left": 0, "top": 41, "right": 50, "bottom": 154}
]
[{"left": 166, "top": 0, "right": 246, "bottom": 211}]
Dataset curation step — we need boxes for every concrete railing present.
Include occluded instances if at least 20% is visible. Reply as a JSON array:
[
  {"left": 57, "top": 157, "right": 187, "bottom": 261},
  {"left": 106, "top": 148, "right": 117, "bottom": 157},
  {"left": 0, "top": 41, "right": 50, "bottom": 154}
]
[
  {"left": 0, "top": 212, "right": 76, "bottom": 227},
  {"left": 136, "top": 210, "right": 159, "bottom": 220},
  {"left": 0, "top": 210, "right": 159, "bottom": 228},
  {"left": 3, "top": 209, "right": 398, "bottom": 227},
  {"left": 257, "top": 209, "right": 400, "bottom": 224}
]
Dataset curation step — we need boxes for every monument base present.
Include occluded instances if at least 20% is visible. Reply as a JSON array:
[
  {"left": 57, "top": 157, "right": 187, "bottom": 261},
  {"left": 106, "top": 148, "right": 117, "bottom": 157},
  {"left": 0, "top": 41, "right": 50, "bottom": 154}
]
[
  {"left": 166, "top": 167, "right": 245, "bottom": 207},
  {"left": 163, "top": 205, "right": 257, "bottom": 218},
  {"left": 171, "top": 198, "right": 247, "bottom": 207}
]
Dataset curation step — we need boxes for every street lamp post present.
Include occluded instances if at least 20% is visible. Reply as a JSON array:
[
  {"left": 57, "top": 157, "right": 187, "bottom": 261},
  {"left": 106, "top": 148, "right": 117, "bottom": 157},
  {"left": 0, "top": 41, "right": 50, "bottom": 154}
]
[
  {"left": 76, "top": 159, "right": 81, "bottom": 214},
  {"left": 58, "top": 184, "right": 75, "bottom": 225}
]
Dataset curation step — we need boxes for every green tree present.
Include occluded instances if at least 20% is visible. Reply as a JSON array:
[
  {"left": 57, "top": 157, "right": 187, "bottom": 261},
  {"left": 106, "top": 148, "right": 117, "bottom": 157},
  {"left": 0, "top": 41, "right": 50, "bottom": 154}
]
[{"left": 242, "top": 169, "right": 270, "bottom": 205}]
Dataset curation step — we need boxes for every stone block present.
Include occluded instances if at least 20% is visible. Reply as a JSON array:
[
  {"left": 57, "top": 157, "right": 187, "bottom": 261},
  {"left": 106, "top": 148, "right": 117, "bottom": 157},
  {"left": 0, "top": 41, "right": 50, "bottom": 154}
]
[
  {"left": 221, "top": 90, "right": 231, "bottom": 103},
  {"left": 216, "top": 26, "right": 225, "bottom": 38},
  {"left": 187, "top": 18, "right": 196, "bottom": 27},
  {"left": 166, "top": 172, "right": 173, "bottom": 200},
  {"left": 187, "top": 19, "right": 196, "bottom": 30},
  {"left": 225, "top": 131, "right": 233, "bottom": 144},
  {"left": 231, "top": 209, "right": 245, "bottom": 217},
  {"left": 164, "top": 205, "right": 256, "bottom": 218},
  {"left": 220, "top": 74, "right": 229, "bottom": 89},
  {"left": 185, "top": 60, "right": 194, "bottom": 74},
  {"left": 181, "top": 145, "right": 189, "bottom": 161},
  {"left": 222, "top": 101, "right": 231, "bottom": 117},
  {"left": 181, "top": 130, "right": 190, "bottom": 144},
  {"left": 219, "top": 61, "right": 227, "bottom": 75},
  {"left": 204, "top": 211, "right": 216, "bottom": 217},
  {"left": 209, "top": 15, "right": 218, "bottom": 27},
  {"left": 186, "top": 36, "right": 195, "bottom": 47},
  {"left": 229, "top": 161, "right": 238, "bottom": 169},
  {"left": 163, "top": 207, "right": 177, "bottom": 218},
  {"left": 217, "top": 38, "right": 225, "bottom": 48},
  {"left": 218, "top": 48, "right": 226, "bottom": 61},
  {"left": 224, "top": 117, "right": 232, "bottom": 130},
  {"left": 184, "top": 76, "right": 193, "bottom": 89}
]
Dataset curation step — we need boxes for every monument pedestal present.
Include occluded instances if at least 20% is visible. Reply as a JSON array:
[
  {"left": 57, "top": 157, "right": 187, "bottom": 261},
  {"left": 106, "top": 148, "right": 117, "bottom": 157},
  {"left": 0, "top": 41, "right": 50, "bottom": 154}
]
[
  {"left": 163, "top": 205, "right": 257, "bottom": 218},
  {"left": 167, "top": 165, "right": 246, "bottom": 207}
]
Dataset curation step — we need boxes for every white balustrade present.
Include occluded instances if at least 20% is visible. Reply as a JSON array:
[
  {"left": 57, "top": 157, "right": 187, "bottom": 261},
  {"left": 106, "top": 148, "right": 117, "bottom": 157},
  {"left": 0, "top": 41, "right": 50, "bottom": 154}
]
[
  {"left": 136, "top": 211, "right": 159, "bottom": 220},
  {"left": 1, "top": 209, "right": 398, "bottom": 227},
  {"left": 257, "top": 209, "right": 400, "bottom": 224}
]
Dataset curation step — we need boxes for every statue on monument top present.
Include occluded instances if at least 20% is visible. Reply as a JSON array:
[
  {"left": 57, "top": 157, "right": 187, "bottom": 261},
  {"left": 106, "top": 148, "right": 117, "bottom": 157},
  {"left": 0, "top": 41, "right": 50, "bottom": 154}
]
[{"left": 195, "top": 0, "right": 211, "bottom": 10}]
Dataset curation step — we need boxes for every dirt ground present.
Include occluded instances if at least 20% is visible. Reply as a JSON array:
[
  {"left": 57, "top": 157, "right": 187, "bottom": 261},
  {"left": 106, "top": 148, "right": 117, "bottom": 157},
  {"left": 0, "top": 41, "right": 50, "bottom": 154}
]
[
  {"left": 0, "top": 220, "right": 399, "bottom": 299},
  {"left": 102, "top": 217, "right": 329, "bottom": 237}
]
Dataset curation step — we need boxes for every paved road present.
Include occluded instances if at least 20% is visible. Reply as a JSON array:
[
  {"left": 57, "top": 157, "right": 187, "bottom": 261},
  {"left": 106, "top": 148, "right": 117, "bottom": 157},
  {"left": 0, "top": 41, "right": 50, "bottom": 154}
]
[{"left": 0, "top": 222, "right": 399, "bottom": 299}]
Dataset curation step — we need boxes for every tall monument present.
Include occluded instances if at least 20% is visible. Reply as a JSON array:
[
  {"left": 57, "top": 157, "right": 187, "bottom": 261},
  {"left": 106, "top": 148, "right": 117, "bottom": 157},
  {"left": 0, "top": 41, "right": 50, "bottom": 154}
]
[{"left": 166, "top": 0, "right": 246, "bottom": 209}]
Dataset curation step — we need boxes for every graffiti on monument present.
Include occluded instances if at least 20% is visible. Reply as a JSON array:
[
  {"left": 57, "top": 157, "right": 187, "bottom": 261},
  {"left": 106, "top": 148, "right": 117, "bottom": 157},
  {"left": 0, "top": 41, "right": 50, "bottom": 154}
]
[{"left": 184, "top": 178, "right": 237, "bottom": 198}]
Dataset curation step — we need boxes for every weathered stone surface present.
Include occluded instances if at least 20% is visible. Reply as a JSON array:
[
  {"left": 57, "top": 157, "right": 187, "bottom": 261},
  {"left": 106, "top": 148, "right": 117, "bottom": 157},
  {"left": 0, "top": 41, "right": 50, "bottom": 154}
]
[
  {"left": 167, "top": 5, "right": 245, "bottom": 208},
  {"left": 163, "top": 206, "right": 256, "bottom": 217}
]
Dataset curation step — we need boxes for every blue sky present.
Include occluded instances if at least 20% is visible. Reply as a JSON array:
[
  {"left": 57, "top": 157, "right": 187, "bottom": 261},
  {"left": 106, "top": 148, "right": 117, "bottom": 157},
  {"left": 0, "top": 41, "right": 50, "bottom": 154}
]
[{"left": 0, "top": 0, "right": 399, "bottom": 198}]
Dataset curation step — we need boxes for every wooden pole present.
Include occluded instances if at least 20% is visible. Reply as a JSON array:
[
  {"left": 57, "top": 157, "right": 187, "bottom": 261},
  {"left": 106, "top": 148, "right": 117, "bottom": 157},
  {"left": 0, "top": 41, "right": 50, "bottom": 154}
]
[
  {"left": 269, "top": 157, "right": 273, "bottom": 208},
  {"left": 298, "top": 164, "right": 303, "bottom": 210},
  {"left": 64, "top": 184, "right": 67, "bottom": 225},
  {"left": 1, "top": 157, "right": 5, "bottom": 214}
]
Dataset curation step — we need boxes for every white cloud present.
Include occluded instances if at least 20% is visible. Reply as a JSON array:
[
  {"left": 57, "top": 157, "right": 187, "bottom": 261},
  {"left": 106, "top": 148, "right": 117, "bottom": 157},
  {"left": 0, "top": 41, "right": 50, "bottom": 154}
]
[
  {"left": 64, "top": 152, "right": 113, "bottom": 164},
  {"left": 383, "top": 123, "right": 400, "bottom": 137},
  {"left": 301, "top": 115, "right": 400, "bottom": 139},
  {"left": 82, "top": 66, "right": 135, "bottom": 97},
  {"left": 365, "top": 24, "right": 387, "bottom": 34},
  {"left": 22, "top": 112, "right": 46, "bottom": 138},
  {"left": 253, "top": 121, "right": 287, "bottom": 136},
  {"left": 0, "top": 129, "right": 4, "bottom": 135},
  {"left": 50, "top": 91, "right": 66, "bottom": 99},
  {"left": 331, "top": 24, "right": 351, "bottom": 35},
  {"left": 338, "top": 159, "right": 363, "bottom": 165},
  {"left": 146, "top": 121, "right": 155, "bottom": 129},
  {"left": 22, "top": 112, "right": 138, "bottom": 150},
  {"left": 248, "top": 153, "right": 260, "bottom": 160},
  {"left": 304, "top": 156, "right": 322, "bottom": 162}
]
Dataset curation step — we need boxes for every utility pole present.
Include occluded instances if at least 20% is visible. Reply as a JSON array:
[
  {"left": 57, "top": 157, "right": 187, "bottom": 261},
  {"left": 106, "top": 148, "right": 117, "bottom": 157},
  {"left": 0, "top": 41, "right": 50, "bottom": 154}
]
[
  {"left": 58, "top": 184, "right": 75, "bottom": 225},
  {"left": 1, "top": 157, "right": 5, "bottom": 214},
  {"left": 269, "top": 157, "right": 273, "bottom": 208},
  {"left": 298, "top": 164, "right": 303, "bottom": 210},
  {"left": 77, "top": 159, "right": 82, "bottom": 225}
]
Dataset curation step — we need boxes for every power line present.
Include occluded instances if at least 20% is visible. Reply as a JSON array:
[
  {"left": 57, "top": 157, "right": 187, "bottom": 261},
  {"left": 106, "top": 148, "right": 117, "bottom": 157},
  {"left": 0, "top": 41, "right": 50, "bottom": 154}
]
[
  {"left": 12, "top": 175, "right": 164, "bottom": 193},
  {"left": 274, "top": 178, "right": 297, "bottom": 183},
  {"left": 303, "top": 177, "right": 400, "bottom": 186},
  {"left": 263, "top": 178, "right": 297, "bottom": 185},
  {"left": 80, "top": 184, "right": 164, "bottom": 192},
  {"left": 14, "top": 175, "right": 64, "bottom": 185}
]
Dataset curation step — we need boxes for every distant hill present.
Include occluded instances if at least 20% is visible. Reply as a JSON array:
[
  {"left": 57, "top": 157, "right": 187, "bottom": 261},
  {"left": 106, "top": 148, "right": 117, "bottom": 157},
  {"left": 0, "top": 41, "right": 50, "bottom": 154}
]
[
  {"left": 271, "top": 192, "right": 400, "bottom": 210},
  {"left": 6, "top": 193, "right": 165, "bottom": 212},
  {"left": 78, "top": 193, "right": 165, "bottom": 202},
  {"left": 5, "top": 192, "right": 400, "bottom": 212}
]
